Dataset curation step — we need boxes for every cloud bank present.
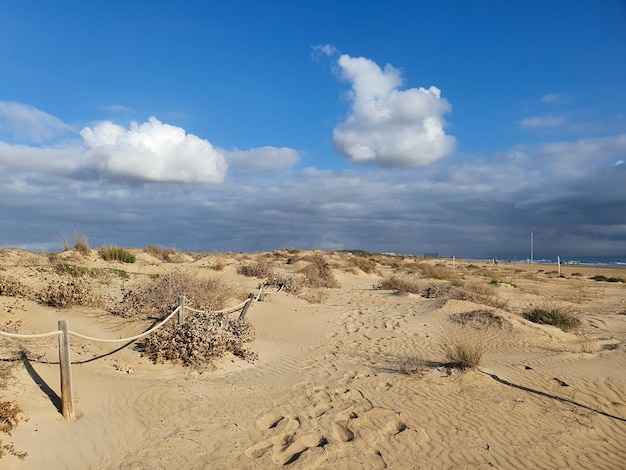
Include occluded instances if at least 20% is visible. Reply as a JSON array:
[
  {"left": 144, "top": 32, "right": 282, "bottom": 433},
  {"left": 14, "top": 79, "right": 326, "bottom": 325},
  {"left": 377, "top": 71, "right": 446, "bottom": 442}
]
[{"left": 331, "top": 54, "right": 455, "bottom": 167}]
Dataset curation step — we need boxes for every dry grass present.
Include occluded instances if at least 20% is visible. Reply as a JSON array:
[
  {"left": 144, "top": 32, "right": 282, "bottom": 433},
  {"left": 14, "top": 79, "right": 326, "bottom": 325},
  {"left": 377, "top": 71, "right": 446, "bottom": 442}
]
[
  {"left": 111, "top": 271, "right": 243, "bottom": 319},
  {"left": 238, "top": 259, "right": 275, "bottom": 279},
  {"left": 449, "top": 281, "right": 509, "bottom": 310},
  {"left": 442, "top": 327, "right": 484, "bottom": 370},
  {"left": 299, "top": 253, "right": 339, "bottom": 288},
  {"left": 344, "top": 255, "right": 381, "bottom": 275},
  {"left": 62, "top": 231, "right": 91, "bottom": 256},
  {"left": 377, "top": 276, "right": 450, "bottom": 298}
]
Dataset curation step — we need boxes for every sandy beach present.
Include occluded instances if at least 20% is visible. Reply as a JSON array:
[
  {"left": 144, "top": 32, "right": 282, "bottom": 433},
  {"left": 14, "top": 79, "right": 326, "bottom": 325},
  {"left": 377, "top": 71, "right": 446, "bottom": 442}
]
[{"left": 1, "top": 248, "right": 625, "bottom": 469}]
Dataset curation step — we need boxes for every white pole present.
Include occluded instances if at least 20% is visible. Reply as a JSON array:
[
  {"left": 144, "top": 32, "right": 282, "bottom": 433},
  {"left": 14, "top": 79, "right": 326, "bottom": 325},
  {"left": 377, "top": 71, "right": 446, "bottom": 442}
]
[
  {"left": 530, "top": 232, "right": 534, "bottom": 265},
  {"left": 557, "top": 256, "right": 561, "bottom": 276},
  {"left": 453, "top": 256, "right": 456, "bottom": 268}
]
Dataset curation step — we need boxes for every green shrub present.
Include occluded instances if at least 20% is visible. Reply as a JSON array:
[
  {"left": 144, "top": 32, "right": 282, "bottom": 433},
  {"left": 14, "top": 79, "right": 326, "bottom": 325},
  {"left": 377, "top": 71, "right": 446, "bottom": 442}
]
[
  {"left": 522, "top": 306, "right": 580, "bottom": 332},
  {"left": 99, "top": 245, "right": 136, "bottom": 263}
]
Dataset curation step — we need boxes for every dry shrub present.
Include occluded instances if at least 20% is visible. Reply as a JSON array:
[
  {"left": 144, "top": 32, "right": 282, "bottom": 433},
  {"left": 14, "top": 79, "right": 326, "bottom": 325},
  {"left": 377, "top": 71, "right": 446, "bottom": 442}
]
[
  {"left": 139, "top": 313, "right": 257, "bottom": 367},
  {"left": 449, "top": 281, "right": 509, "bottom": 310},
  {"left": 144, "top": 245, "right": 164, "bottom": 260},
  {"left": 442, "top": 327, "right": 484, "bottom": 370},
  {"left": 410, "top": 262, "right": 455, "bottom": 280},
  {"left": 38, "top": 277, "right": 100, "bottom": 308},
  {"left": 299, "top": 288, "right": 328, "bottom": 304},
  {"left": 378, "top": 276, "right": 422, "bottom": 294},
  {"left": 0, "top": 401, "right": 22, "bottom": 435},
  {"left": 299, "top": 254, "right": 339, "bottom": 288},
  {"left": 346, "top": 256, "right": 380, "bottom": 275},
  {"left": 238, "top": 259, "right": 275, "bottom": 278},
  {"left": 266, "top": 273, "right": 303, "bottom": 295},
  {"left": 450, "top": 310, "right": 505, "bottom": 329},
  {"left": 111, "top": 271, "right": 241, "bottom": 319},
  {"left": 0, "top": 275, "right": 32, "bottom": 300},
  {"left": 377, "top": 276, "right": 450, "bottom": 298}
]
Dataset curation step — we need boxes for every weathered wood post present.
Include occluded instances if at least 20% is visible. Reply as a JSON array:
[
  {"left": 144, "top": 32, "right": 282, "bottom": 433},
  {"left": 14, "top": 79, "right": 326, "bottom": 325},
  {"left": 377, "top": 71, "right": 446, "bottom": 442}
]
[
  {"left": 178, "top": 295, "right": 186, "bottom": 325},
  {"left": 58, "top": 320, "right": 75, "bottom": 421},
  {"left": 259, "top": 284, "right": 265, "bottom": 302},
  {"left": 238, "top": 293, "right": 255, "bottom": 321}
]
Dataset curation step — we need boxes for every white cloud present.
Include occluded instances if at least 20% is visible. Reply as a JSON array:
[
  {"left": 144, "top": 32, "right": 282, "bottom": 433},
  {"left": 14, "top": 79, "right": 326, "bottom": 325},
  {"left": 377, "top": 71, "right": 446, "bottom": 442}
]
[
  {"left": 0, "top": 101, "right": 74, "bottom": 143},
  {"left": 80, "top": 117, "right": 227, "bottom": 184},
  {"left": 541, "top": 93, "right": 562, "bottom": 103},
  {"left": 332, "top": 54, "right": 455, "bottom": 167},
  {"left": 311, "top": 44, "right": 337, "bottom": 59},
  {"left": 226, "top": 146, "right": 299, "bottom": 174},
  {"left": 100, "top": 104, "right": 134, "bottom": 113},
  {"left": 520, "top": 115, "right": 565, "bottom": 129}
]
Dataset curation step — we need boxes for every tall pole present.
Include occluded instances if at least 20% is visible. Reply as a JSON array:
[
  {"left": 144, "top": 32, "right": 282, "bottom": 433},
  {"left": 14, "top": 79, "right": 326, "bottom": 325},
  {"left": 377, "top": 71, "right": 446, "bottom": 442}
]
[{"left": 530, "top": 232, "right": 534, "bottom": 265}]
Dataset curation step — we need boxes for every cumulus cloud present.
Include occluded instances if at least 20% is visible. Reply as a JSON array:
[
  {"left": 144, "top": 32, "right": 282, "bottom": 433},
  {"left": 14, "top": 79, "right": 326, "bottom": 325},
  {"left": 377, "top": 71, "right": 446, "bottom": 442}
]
[
  {"left": 225, "top": 146, "right": 299, "bottom": 174},
  {"left": 331, "top": 54, "right": 455, "bottom": 167},
  {"left": 520, "top": 115, "right": 565, "bottom": 129},
  {"left": 0, "top": 101, "right": 74, "bottom": 143},
  {"left": 80, "top": 117, "right": 227, "bottom": 184}
]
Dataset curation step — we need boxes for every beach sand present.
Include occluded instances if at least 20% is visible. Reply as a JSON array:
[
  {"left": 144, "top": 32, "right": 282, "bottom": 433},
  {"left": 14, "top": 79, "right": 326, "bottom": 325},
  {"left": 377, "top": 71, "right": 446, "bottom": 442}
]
[{"left": 1, "top": 249, "right": 625, "bottom": 469}]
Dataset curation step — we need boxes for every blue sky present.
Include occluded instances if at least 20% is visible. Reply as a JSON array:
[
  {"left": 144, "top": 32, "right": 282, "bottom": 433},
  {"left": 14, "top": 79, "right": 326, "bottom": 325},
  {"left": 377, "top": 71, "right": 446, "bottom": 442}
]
[{"left": 1, "top": 0, "right": 625, "bottom": 258}]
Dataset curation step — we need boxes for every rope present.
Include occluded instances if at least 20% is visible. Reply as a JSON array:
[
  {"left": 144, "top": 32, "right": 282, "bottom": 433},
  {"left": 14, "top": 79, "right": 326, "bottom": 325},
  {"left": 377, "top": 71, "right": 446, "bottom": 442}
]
[
  {"left": 68, "top": 306, "right": 181, "bottom": 343},
  {"left": 212, "top": 298, "right": 251, "bottom": 315},
  {"left": 0, "top": 330, "right": 62, "bottom": 340}
]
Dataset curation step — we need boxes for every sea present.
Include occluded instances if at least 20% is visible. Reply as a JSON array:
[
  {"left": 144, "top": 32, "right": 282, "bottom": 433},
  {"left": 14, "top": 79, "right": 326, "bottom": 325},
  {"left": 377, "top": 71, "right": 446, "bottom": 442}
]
[{"left": 464, "top": 256, "right": 626, "bottom": 268}]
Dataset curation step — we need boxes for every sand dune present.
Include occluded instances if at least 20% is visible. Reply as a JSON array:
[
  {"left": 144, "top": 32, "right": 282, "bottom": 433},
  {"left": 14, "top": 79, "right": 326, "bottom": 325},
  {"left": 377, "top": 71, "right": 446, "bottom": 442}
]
[{"left": 1, "top": 250, "right": 625, "bottom": 469}]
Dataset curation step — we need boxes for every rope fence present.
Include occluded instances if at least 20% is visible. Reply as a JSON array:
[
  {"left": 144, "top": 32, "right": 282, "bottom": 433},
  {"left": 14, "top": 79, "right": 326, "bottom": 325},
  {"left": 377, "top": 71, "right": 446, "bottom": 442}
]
[{"left": 0, "top": 283, "right": 278, "bottom": 421}]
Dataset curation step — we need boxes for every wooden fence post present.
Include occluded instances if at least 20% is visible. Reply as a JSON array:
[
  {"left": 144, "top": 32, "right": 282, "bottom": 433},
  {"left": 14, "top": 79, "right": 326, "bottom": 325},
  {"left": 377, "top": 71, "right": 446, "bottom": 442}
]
[
  {"left": 238, "top": 293, "right": 254, "bottom": 321},
  {"left": 178, "top": 295, "right": 186, "bottom": 325},
  {"left": 259, "top": 284, "right": 265, "bottom": 302},
  {"left": 58, "top": 320, "right": 75, "bottom": 421}
]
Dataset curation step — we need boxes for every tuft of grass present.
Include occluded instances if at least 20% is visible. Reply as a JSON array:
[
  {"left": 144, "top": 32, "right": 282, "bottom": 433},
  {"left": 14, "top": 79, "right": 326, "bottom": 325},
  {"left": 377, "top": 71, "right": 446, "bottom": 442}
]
[
  {"left": 62, "top": 231, "right": 90, "bottom": 256},
  {"left": 442, "top": 328, "right": 484, "bottom": 370},
  {"left": 99, "top": 245, "right": 136, "bottom": 263},
  {"left": 54, "top": 263, "right": 97, "bottom": 278},
  {"left": 522, "top": 305, "right": 581, "bottom": 332},
  {"left": 345, "top": 255, "right": 380, "bottom": 275},
  {"left": 449, "top": 281, "right": 509, "bottom": 310},
  {"left": 378, "top": 276, "right": 450, "bottom": 298}
]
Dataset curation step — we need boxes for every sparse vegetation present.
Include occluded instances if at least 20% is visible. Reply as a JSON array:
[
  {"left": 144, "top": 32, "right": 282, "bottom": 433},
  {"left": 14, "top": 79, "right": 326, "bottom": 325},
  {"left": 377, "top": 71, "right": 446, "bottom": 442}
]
[
  {"left": 62, "top": 231, "right": 91, "bottom": 256},
  {"left": 450, "top": 309, "right": 505, "bottom": 329},
  {"left": 111, "top": 271, "right": 242, "bottom": 319},
  {"left": 99, "top": 245, "right": 136, "bottom": 263},
  {"left": 299, "top": 253, "right": 339, "bottom": 288},
  {"left": 490, "top": 279, "right": 517, "bottom": 288},
  {"left": 442, "top": 328, "right": 484, "bottom": 370},
  {"left": 0, "top": 275, "right": 33, "bottom": 299},
  {"left": 590, "top": 274, "right": 625, "bottom": 283},
  {"left": 345, "top": 255, "right": 380, "bottom": 275},
  {"left": 38, "top": 277, "right": 101, "bottom": 308},
  {"left": 449, "top": 281, "right": 509, "bottom": 310},
  {"left": 238, "top": 259, "right": 275, "bottom": 278},
  {"left": 522, "top": 305, "right": 581, "bottom": 332}
]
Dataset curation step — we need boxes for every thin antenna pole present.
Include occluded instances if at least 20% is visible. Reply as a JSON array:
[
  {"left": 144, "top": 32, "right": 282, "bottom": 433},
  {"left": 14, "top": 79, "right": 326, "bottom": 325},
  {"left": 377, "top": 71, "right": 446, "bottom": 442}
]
[{"left": 530, "top": 232, "right": 534, "bottom": 264}]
